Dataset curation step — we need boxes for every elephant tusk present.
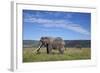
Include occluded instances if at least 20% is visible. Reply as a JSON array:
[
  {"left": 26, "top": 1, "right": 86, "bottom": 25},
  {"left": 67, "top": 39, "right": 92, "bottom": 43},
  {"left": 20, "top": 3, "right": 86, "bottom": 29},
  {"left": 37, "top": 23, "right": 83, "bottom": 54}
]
[
  {"left": 32, "top": 43, "right": 42, "bottom": 53},
  {"left": 32, "top": 48, "right": 39, "bottom": 53}
]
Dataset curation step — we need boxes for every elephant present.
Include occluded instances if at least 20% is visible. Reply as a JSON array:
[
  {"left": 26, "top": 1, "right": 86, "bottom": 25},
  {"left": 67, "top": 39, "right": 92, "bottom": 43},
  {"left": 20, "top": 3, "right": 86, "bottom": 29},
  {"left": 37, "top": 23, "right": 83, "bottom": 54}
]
[
  {"left": 75, "top": 44, "right": 82, "bottom": 49},
  {"left": 36, "top": 37, "right": 65, "bottom": 54}
]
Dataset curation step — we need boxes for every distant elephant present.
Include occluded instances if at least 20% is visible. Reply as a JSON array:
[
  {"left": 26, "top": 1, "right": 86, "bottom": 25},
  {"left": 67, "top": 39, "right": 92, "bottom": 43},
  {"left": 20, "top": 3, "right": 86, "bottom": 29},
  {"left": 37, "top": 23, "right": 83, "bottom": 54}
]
[
  {"left": 37, "top": 37, "right": 65, "bottom": 54},
  {"left": 75, "top": 44, "right": 82, "bottom": 49}
]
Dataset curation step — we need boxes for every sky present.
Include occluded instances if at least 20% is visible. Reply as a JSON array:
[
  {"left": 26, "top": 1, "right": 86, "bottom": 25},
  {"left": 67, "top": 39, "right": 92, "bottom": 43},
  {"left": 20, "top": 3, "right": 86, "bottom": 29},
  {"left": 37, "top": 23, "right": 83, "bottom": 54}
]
[{"left": 23, "top": 10, "right": 91, "bottom": 40}]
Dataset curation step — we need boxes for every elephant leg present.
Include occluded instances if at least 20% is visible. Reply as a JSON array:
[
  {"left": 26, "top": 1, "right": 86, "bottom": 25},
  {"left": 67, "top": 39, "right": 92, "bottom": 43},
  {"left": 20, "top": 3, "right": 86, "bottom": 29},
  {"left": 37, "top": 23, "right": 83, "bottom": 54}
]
[
  {"left": 47, "top": 45, "right": 52, "bottom": 54},
  {"left": 59, "top": 47, "right": 64, "bottom": 54},
  {"left": 47, "top": 47, "right": 49, "bottom": 54},
  {"left": 47, "top": 45, "right": 49, "bottom": 54}
]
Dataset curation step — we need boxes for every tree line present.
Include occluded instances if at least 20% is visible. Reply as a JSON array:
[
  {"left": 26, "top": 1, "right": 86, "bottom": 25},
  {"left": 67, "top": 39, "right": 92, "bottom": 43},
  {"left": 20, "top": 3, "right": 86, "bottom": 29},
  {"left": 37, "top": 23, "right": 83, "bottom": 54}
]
[{"left": 23, "top": 40, "right": 91, "bottom": 48}]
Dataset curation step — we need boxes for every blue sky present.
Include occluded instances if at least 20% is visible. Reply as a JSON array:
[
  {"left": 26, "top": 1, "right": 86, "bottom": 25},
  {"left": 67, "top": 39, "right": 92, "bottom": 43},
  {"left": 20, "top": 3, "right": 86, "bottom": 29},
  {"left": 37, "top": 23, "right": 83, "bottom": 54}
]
[{"left": 23, "top": 10, "right": 91, "bottom": 40}]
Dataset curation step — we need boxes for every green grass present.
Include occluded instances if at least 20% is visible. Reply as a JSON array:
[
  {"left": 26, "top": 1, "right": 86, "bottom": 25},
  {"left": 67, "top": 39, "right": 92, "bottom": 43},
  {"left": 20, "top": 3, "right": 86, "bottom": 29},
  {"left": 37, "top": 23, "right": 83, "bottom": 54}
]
[{"left": 23, "top": 48, "right": 91, "bottom": 62}]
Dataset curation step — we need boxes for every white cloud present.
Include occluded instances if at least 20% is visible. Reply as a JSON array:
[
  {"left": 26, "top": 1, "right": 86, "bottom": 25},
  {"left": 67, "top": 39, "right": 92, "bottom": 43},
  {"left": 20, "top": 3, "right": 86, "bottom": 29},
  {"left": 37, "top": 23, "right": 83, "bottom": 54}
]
[
  {"left": 24, "top": 17, "right": 90, "bottom": 35},
  {"left": 66, "top": 24, "right": 90, "bottom": 35}
]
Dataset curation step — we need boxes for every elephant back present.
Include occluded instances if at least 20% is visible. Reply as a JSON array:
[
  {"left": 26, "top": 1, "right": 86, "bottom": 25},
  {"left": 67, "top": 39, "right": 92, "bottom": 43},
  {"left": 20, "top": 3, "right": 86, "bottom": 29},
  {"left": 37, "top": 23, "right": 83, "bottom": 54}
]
[{"left": 53, "top": 37, "right": 65, "bottom": 46}]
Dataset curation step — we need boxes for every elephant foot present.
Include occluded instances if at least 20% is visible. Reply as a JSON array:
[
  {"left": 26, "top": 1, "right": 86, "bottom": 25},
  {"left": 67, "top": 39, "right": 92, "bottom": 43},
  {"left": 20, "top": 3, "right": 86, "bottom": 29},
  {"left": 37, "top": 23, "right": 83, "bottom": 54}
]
[{"left": 47, "top": 51, "right": 52, "bottom": 54}]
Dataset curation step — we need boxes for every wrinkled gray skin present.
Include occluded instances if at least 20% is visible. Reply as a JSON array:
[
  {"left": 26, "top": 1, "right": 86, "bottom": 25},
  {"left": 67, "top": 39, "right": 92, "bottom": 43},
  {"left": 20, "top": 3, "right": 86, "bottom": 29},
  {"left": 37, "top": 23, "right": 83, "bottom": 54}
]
[{"left": 37, "top": 37, "right": 65, "bottom": 54}]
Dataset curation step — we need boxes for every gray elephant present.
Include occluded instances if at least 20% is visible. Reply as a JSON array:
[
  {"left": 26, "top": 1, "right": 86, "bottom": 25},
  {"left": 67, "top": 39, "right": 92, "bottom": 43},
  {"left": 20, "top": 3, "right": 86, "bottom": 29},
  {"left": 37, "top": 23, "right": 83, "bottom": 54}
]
[{"left": 37, "top": 37, "right": 65, "bottom": 54}]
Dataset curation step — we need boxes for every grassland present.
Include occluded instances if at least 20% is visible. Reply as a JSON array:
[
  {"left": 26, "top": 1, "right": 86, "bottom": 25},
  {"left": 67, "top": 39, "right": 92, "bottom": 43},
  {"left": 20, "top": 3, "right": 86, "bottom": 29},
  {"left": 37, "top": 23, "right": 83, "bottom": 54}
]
[{"left": 23, "top": 48, "right": 91, "bottom": 62}]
